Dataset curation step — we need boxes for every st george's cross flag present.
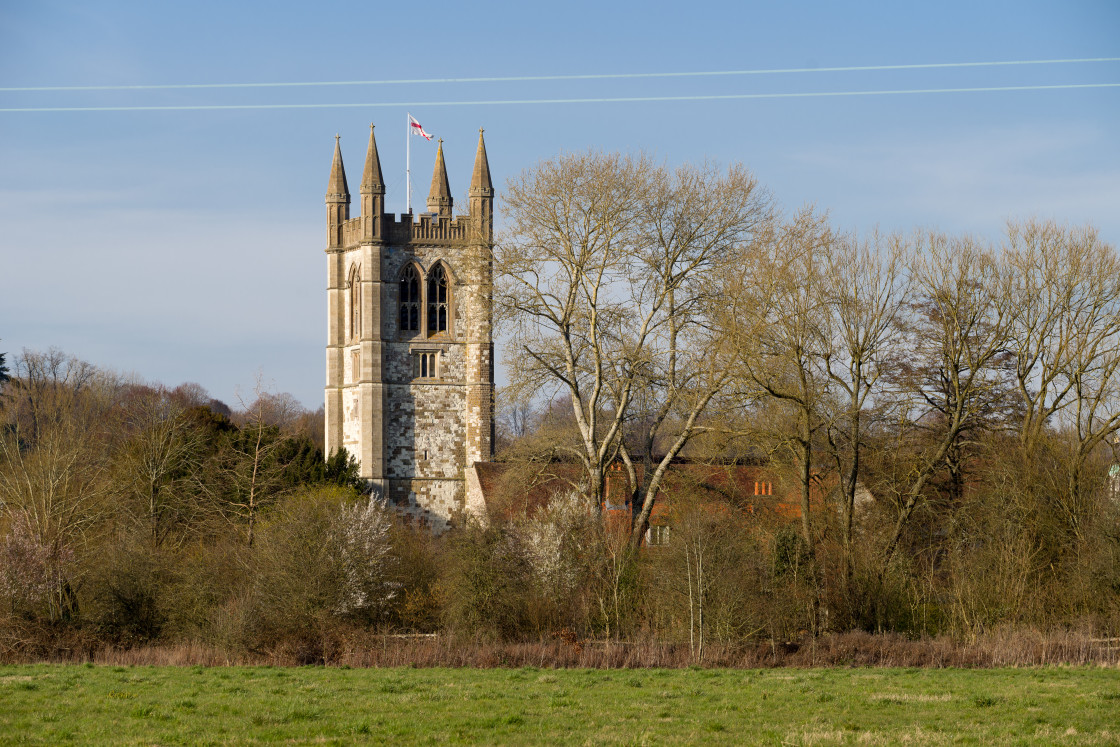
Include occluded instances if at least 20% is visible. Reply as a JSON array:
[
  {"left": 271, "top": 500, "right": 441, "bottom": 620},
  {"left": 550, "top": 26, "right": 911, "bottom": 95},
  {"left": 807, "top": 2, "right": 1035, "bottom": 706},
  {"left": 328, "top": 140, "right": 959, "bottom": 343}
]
[{"left": 409, "top": 114, "right": 433, "bottom": 141}]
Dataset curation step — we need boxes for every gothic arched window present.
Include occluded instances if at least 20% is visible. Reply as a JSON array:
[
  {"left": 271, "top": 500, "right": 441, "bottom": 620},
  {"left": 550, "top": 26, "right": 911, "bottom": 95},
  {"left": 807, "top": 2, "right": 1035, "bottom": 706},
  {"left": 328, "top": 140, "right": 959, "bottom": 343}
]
[
  {"left": 349, "top": 265, "right": 361, "bottom": 340},
  {"left": 427, "top": 264, "right": 449, "bottom": 335},
  {"left": 399, "top": 264, "right": 420, "bottom": 334}
]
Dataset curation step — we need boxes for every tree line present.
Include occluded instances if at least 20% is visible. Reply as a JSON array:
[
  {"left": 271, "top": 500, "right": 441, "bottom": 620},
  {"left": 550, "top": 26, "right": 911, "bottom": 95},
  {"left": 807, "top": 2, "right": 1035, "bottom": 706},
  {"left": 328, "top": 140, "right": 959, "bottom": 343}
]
[
  {"left": 1, "top": 151, "right": 1118, "bottom": 663},
  {"left": 0, "top": 350, "right": 380, "bottom": 659},
  {"left": 492, "top": 152, "right": 1120, "bottom": 645}
]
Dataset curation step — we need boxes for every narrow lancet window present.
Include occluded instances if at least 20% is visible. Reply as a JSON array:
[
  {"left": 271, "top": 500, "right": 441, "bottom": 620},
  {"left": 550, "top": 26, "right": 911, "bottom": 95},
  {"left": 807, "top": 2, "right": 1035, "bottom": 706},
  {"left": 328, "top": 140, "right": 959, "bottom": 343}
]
[
  {"left": 427, "top": 264, "right": 448, "bottom": 334},
  {"left": 349, "top": 265, "right": 361, "bottom": 340},
  {"left": 399, "top": 265, "right": 420, "bottom": 334}
]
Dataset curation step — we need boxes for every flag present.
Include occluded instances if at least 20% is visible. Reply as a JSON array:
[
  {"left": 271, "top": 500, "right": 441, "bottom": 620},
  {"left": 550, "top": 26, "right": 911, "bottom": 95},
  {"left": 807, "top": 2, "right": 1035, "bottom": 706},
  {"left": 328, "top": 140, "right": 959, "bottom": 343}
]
[{"left": 409, "top": 114, "right": 433, "bottom": 141}]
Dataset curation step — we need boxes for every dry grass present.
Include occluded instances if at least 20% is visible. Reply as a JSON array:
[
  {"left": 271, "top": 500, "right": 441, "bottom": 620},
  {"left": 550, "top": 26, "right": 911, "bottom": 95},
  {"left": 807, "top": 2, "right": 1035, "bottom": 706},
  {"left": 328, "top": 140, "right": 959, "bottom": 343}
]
[{"left": 6, "top": 628, "right": 1118, "bottom": 669}]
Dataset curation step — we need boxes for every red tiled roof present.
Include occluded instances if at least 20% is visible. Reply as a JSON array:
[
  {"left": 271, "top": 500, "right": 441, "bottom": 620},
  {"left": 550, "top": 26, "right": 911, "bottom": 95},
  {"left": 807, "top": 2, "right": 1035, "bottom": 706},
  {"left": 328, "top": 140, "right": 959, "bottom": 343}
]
[{"left": 472, "top": 461, "right": 807, "bottom": 525}]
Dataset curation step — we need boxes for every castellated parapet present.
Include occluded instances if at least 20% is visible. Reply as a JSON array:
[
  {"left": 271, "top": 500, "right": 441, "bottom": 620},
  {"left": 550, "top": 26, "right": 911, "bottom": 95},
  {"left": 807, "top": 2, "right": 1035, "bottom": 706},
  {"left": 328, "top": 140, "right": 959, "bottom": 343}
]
[{"left": 324, "top": 126, "right": 494, "bottom": 531}]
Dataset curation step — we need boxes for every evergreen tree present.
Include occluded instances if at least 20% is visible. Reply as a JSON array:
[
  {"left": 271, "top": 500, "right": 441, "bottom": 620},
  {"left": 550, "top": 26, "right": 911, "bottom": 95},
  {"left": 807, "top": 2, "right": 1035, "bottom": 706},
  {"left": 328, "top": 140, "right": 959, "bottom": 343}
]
[{"left": 0, "top": 343, "right": 10, "bottom": 412}]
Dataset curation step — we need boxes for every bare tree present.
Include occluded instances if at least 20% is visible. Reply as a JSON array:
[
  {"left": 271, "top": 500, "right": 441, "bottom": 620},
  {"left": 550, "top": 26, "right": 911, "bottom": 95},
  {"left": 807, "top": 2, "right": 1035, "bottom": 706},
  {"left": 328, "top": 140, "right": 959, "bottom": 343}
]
[
  {"left": 1004, "top": 220, "right": 1120, "bottom": 448},
  {"left": 1003, "top": 220, "right": 1120, "bottom": 530},
  {"left": 620, "top": 160, "right": 772, "bottom": 548},
  {"left": 730, "top": 207, "right": 835, "bottom": 633},
  {"left": 498, "top": 152, "right": 648, "bottom": 516},
  {"left": 881, "top": 233, "right": 1013, "bottom": 572},
  {"left": 494, "top": 385, "right": 543, "bottom": 452},
  {"left": 1065, "top": 300, "right": 1120, "bottom": 534},
  {"left": 113, "top": 387, "right": 207, "bottom": 547},
  {"left": 820, "top": 231, "right": 911, "bottom": 588},
  {"left": 498, "top": 152, "right": 770, "bottom": 548},
  {"left": 5, "top": 348, "right": 99, "bottom": 445},
  {"left": 0, "top": 351, "right": 113, "bottom": 620},
  {"left": 222, "top": 378, "right": 299, "bottom": 546}
]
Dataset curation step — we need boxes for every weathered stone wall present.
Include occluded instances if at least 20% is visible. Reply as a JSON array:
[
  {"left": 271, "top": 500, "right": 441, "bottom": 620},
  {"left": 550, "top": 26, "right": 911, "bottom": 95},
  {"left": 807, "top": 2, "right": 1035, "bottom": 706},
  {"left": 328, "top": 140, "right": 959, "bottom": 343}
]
[
  {"left": 386, "top": 478, "right": 463, "bottom": 533},
  {"left": 342, "top": 383, "right": 361, "bottom": 451},
  {"left": 339, "top": 245, "right": 368, "bottom": 472},
  {"left": 384, "top": 382, "right": 466, "bottom": 479},
  {"left": 326, "top": 132, "right": 493, "bottom": 531},
  {"left": 380, "top": 238, "right": 487, "bottom": 526}
]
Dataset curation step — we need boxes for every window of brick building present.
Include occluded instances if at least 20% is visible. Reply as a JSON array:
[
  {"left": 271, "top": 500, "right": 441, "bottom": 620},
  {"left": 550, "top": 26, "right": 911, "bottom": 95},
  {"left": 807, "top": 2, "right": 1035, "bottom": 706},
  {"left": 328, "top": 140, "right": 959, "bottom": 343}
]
[{"left": 646, "top": 525, "right": 670, "bottom": 547}]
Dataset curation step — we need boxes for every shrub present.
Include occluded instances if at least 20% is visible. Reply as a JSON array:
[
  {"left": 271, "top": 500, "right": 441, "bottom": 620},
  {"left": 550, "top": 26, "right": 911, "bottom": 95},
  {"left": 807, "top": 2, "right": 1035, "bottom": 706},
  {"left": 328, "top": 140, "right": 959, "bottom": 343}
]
[
  {"left": 0, "top": 514, "right": 78, "bottom": 622},
  {"left": 82, "top": 536, "right": 166, "bottom": 646},
  {"left": 242, "top": 486, "right": 396, "bottom": 656},
  {"left": 440, "top": 522, "right": 533, "bottom": 640}
]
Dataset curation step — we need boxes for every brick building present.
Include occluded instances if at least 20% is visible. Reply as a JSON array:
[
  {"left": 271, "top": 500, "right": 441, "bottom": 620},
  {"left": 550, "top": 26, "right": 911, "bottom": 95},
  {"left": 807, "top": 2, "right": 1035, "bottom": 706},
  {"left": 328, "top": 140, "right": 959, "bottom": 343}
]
[
  {"left": 472, "top": 460, "right": 805, "bottom": 545},
  {"left": 323, "top": 126, "right": 494, "bottom": 530}
]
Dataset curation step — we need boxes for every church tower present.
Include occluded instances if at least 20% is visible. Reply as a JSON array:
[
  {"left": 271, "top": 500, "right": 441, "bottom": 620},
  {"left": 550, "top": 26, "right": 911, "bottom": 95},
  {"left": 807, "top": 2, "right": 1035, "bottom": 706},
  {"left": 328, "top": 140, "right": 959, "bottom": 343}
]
[{"left": 324, "top": 126, "right": 495, "bottom": 529}]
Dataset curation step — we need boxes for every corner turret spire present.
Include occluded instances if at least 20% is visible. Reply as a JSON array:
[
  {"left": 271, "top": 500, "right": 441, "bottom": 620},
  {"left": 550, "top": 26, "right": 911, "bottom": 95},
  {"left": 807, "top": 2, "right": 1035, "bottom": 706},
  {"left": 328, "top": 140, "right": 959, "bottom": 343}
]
[
  {"left": 327, "top": 134, "right": 350, "bottom": 201},
  {"left": 359, "top": 125, "right": 385, "bottom": 240},
  {"left": 427, "top": 139, "right": 453, "bottom": 216},
  {"left": 361, "top": 124, "right": 384, "bottom": 193},
  {"left": 325, "top": 135, "right": 350, "bottom": 248},
  {"left": 469, "top": 128, "right": 493, "bottom": 197},
  {"left": 468, "top": 127, "right": 494, "bottom": 241}
]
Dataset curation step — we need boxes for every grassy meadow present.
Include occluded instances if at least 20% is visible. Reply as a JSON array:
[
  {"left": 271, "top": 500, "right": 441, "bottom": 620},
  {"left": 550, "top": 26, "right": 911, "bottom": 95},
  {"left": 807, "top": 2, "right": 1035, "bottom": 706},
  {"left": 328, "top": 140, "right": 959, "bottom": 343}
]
[{"left": 1, "top": 664, "right": 1118, "bottom": 745}]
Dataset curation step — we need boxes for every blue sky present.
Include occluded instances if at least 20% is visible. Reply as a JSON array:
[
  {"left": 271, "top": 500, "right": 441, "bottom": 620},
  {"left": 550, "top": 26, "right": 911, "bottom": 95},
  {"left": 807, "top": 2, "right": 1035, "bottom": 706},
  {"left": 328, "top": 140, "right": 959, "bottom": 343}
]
[{"left": 1, "top": 1, "right": 1118, "bottom": 409}]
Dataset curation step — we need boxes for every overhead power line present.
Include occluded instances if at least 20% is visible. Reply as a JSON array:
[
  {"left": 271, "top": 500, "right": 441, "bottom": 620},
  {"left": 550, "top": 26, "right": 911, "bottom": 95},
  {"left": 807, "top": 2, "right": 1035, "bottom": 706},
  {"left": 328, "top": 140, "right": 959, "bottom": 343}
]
[
  {"left": 1, "top": 57, "right": 1118, "bottom": 93},
  {"left": 1, "top": 82, "right": 1117, "bottom": 113}
]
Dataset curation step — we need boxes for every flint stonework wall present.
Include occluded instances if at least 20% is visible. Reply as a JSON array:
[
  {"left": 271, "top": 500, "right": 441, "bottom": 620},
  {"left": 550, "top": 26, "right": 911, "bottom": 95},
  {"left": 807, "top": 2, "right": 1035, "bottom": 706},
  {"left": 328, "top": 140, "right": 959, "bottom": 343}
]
[
  {"left": 384, "top": 384, "right": 465, "bottom": 479},
  {"left": 377, "top": 237, "right": 491, "bottom": 527}
]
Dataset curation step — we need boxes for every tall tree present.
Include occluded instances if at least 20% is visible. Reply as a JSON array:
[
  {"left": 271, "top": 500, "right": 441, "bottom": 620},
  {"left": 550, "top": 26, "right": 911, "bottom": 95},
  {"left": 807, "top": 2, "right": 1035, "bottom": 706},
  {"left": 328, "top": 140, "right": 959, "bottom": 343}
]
[
  {"left": 730, "top": 206, "right": 835, "bottom": 634},
  {"left": 0, "top": 351, "right": 113, "bottom": 621},
  {"left": 1003, "top": 219, "right": 1120, "bottom": 532},
  {"left": 881, "top": 233, "right": 1013, "bottom": 572},
  {"left": 219, "top": 380, "right": 300, "bottom": 547},
  {"left": 497, "top": 152, "right": 771, "bottom": 545},
  {"left": 498, "top": 152, "right": 648, "bottom": 516},
  {"left": 820, "top": 231, "right": 911, "bottom": 589},
  {"left": 112, "top": 387, "right": 208, "bottom": 548},
  {"left": 619, "top": 160, "right": 772, "bottom": 548}
]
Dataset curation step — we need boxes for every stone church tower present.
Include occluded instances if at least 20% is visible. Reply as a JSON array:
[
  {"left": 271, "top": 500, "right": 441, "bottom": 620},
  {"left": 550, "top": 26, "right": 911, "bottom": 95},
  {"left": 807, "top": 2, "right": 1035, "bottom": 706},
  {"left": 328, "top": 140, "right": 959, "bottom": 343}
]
[{"left": 324, "top": 126, "right": 494, "bottom": 529}]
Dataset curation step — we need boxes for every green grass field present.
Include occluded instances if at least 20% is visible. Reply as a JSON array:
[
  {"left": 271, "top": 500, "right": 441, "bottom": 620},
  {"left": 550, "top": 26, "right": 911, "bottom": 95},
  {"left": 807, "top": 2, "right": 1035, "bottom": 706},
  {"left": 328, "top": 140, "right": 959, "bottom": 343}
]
[{"left": 1, "top": 664, "right": 1117, "bottom": 745}]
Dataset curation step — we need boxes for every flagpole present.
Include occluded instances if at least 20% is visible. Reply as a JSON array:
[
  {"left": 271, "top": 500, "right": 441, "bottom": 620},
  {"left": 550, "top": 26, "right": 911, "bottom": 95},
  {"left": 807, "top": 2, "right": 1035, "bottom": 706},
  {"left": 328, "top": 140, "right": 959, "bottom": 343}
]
[{"left": 406, "top": 112, "right": 412, "bottom": 214}]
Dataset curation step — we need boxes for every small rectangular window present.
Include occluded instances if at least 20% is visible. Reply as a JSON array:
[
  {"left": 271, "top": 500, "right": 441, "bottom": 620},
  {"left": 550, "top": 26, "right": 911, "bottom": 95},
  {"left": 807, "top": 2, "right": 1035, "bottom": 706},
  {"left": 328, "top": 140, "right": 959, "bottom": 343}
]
[
  {"left": 415, "top": 351, "right": 438, "bottom": 379},
  {"left": 646, "top": 525, "right": 670, "bottom": 547}
]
